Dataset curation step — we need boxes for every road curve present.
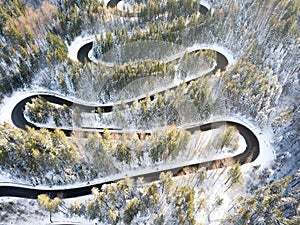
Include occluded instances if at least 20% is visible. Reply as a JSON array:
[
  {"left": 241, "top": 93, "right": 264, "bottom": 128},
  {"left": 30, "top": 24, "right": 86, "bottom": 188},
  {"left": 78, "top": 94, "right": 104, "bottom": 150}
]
[
  {"left": 1, "top": 2, "right": 260, "bottom": 200},
  {"left": 14, "top": 43, "right": 230, "bottom": 132},
  {"left": 6, "top": 48, "right": 259, "bottom": 199},
  {"left": 107, "top": 0, "right": 122, "bottom": 8},
  {"left": 106, "top": 0, "right": 209, "bottom": 14},
  {"left": 0, "top": 121, "right": 258, "bottom": 199}
]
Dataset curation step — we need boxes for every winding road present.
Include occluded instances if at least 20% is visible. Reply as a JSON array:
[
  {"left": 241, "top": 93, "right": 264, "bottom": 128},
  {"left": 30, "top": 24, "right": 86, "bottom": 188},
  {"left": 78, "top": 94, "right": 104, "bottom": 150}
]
[
  {"left": 1, "top": 1, "right": 260, "bottom": 200},
  {"left": 0, "top": 119, "right": 258, "bottom": 199}
]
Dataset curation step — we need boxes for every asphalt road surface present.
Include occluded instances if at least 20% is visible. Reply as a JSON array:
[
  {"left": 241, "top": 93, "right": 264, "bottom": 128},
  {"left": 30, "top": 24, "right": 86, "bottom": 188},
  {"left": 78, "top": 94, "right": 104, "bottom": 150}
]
[{"left": 1, "top": 2, "right": 260, "bottom": 200}]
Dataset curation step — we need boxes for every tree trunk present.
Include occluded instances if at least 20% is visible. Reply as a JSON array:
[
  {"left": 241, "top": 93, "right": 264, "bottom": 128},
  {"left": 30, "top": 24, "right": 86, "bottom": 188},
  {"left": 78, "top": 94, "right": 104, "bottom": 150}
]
[{"left": 50, "top": 211, "right": 52, "bottom": 223}]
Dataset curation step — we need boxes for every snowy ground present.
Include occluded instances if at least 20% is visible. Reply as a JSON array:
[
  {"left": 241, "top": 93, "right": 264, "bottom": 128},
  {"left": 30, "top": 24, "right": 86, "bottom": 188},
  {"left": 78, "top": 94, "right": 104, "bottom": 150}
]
[
  {"left": 64, "top": 30, "right": 273, "bottom": 173},
  {"left": 117, "top": 0, "right": 213, "bottom": 14},
  {"left": 0, "top": 197, "right": 49, "bottom": 225},
  {"left": 0, "top": 29, "right": 274, "bottom": 191},
  {"left": 0, "top": 196, "right": 95, "bottom": 225},
  {"left": 67, "top": 35, "right": 95, "bottom": 62},
  {"left": 68, "top": 33, "right": 234, "bottom": 67},
  {"left": 183, "top": 115, "right": 275, "bottom": 167},
  {"left": 116, "top": 0, "right": 134, "bottom": 13},
  {"left": 0, "top": 2, "right": 278, "bottom": 223},
  {"left": 0, "top": 89, "right": 40, "bottom": 125},
  {"left": 176, "top": 166, "right": 243, "bottom": 224},
  {"left": 186, "top": 128, "right": 246, "bottom": 161},
  {"left": 0, "top": 110, "right": 274, "bottom": 191},
  {"left": 0, "top": 42, "right": 275, "bottom": 224}
]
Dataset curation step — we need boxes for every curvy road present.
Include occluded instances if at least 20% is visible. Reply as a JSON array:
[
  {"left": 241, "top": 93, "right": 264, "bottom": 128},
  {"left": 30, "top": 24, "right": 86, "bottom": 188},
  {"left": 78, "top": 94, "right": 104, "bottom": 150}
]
[
  {"left": 0, "top": 1, "right": 260, "bottom": 199},
  {"left": 106, "top": 0, "right": 209, "bottom": 14}
]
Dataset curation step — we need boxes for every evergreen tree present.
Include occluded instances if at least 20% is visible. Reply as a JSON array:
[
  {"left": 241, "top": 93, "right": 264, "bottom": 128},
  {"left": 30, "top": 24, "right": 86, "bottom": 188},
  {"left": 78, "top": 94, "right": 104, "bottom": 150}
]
[{"left": 38, "top": 194, "right": 62, "bottom": 222}]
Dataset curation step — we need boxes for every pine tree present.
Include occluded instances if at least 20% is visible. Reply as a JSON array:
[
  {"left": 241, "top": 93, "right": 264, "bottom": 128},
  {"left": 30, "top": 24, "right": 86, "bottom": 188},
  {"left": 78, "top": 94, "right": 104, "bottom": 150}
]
[
  {"left": 225, "top": 164, "right": 243, "bottom": 191},
  {"left": 123, "top": 197, "right": 140, "bottom": 224},
  {"left": 93, "top": 35, "right": 103, "bottom": 60},
  {"left": 38, "top": 194, "right": 62, "bottom": 222}
]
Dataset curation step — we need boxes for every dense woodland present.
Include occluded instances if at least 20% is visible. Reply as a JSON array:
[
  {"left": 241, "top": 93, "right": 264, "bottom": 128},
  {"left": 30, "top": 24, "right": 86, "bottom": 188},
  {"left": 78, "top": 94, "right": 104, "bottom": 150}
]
[{"left": 0, "top": 0, "right": 299, "bottom": 224}]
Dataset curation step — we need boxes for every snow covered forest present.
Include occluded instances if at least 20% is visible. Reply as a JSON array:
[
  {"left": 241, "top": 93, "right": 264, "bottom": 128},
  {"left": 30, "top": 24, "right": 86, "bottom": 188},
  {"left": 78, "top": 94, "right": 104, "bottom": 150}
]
[{"left": 0, "top": 0, "right": 299, "bottom": 224}]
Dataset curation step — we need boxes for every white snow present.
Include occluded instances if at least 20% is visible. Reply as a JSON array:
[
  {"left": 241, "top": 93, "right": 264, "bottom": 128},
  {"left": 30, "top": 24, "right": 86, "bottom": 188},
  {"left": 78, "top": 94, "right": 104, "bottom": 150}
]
[
  {"left": 0, "top": 24, "right": 274, "bottom": 206},
  {"left": 0, "top": 26, "right": 274, "bottom": 190},
  {"left": 67, "top": 35, "right": 94, "bottom": 62},
  {"left": 0, "top": 196, "right": 95, "bottom": 225},
  {"left": 206, "top": 115, "right": 275, "bottom": 167},
  {"left": 0, "top": 89, "right": 37, "bottom": 125},
  {"left": 0, "top": 113, "right": 274, "bottom": 191},
  {"left": 117, "top": 0, "right": 135, "bottom": 13},
  {"left": 0, "top": 1, "right": 281, "bottom": 224},
  {"left": 0, "top": 170, "right": 15, "bottom": 183},
  {"left": 186, "top": 129, "right": 246, "bottom": 161},
  {"left": 186, "top": 43, "right": 236, "bottom": 67},
  {"left": 67, "top": 33, "right": 235, "bottom": 68}
]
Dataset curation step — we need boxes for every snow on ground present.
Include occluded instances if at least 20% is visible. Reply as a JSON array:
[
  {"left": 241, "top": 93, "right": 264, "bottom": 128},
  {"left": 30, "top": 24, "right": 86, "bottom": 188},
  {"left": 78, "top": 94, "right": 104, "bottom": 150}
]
[
  {"left": 173, "top": 116, "right": 275, "bottom": 224},
  {"left": 0, "top": 170, "right": 15, "bottom": 183},
  {"left": 0, "top": 2, "right": 275, "bottom": 221},
  {"left": 186, "top": 129, "right": 246, "bottom": 161},
  {"left": 186, "top": 43, "right": 236, "bottom": 67},
  {"left": 0, "top": 112, "right": 274, "bottom": 191},
  {"left": 67, "top": 29, "right": 235, "bottom": 67},
  {"left": 59, "top": 36, "right": 273, "bottom": 171},
  {"left": 0, "top": 68, "right": 275, "bottom": 225},
  {"left": 0, "top": 89, "right": 78, "bottom": 126},
  {"left": 0, "top": 197, "right": 49, "bottom": 225},
  {"left": 181, "top": 114, "right": 275, "bottom": 171},
  {"left": 117, "top": 0, "right": 134, "bottom": 13},
  {"left": 207, "top": 115, "right": 275, "bottom": 167},
  {"left": 0, "top": 87, "right": 110, "bottom": 127},
  {"left": 67, "top": 35, "right": 94, "bottom": 62},
  {"left": 0, "top": 1, "right": 281, "bottom": 224},
  {"left": 0, "top": 196, "right": 95, "bottom": 225},
  {"left": 0, "top": 29, "right": 273, "bottom": 190},
  {"left": 0, "top": 89, "right": 37, "bottom": 125},
  {"left": 183, "top": 167, "right": 243, "bottom": 224},
  {"left": 118, "top": 0, "right": 213, "bottom": 14},
  {"left": 0, "top": 38, "right": 274, "bottom": 189},
  {"left": 200, "top": 0, "right": 213, "bottom": 12}
]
